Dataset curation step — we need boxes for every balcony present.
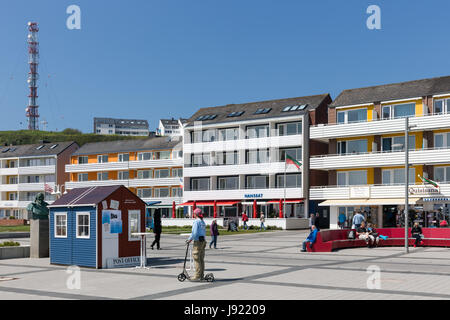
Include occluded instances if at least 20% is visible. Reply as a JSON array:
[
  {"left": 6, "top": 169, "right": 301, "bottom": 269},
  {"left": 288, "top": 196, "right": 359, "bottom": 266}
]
[
  {"left": 310, "top": 147, "right": 450, "bottom": 170},
  {"left": 65, "top": 159, "right": 183, "bottom": 173},
  {"left": 310, "top": 113, "right": 450, "bottom": 140},
  {"left": 184, "top": 134, "right": 303, "bottom": 154},
  {"left": 184, "top": 187, "right": 304, "bottom": 201},
  {"left": 66, "top": 178, "right": 182, "bottom": 189}
]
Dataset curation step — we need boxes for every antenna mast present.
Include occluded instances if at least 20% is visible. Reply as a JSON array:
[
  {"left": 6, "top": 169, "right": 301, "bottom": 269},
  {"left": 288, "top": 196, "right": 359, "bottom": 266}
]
[{"left": 26, "top": 22, "right": 40, "bottom": 130}]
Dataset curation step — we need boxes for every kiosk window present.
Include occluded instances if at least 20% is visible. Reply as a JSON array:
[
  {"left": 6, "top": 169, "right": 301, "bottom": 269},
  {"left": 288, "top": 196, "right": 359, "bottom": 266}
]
[
  {"left": 55, "top": 213, "right": 67, "bottom": 238},
  {"left": 76, "top": 212, "right": 90, "bottom": 239},
  {"left": 129, "top": 211, "right": 140, "bottom": 241}
]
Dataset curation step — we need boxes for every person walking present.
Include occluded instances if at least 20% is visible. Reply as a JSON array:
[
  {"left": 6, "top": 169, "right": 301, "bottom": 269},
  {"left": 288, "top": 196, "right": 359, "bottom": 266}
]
[
  {"left": 309, "top": 213, "right": 315, "bottom": 231},
  {"left": 186, "top": 208, "right": 207, "bottom": 281},
  {"left": 151, "top": 209, "right": 162, "bottom": 250},
  {"left": 412, "top": 222, "right": 424, "bottom": 248},
  {"left": 352, "top": 211, "right": 365, "bottom": 229},
  {"left": 314, "top": 213, "right": 321, "bottom": 231},
  {"left": 338, "top": 212, "right": 346, "bottom": 229},
  {"left": 260, "top": 213, "right": 266, "bottom": 231},
  {"left": 209, "top": 219, "right": 219, "bottom": 249},
  {"left": 242, "top": 212, "right": 249, "bottom": 230}
]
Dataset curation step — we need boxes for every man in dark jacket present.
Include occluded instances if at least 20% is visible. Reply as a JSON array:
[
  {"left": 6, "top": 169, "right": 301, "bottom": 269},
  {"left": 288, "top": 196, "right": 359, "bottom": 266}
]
[
  {"left": 314, "top": 213, "right": 321, "bottom": 231},
  {"left": 151, "top": 209, "right": 162, "bottom": 250}
]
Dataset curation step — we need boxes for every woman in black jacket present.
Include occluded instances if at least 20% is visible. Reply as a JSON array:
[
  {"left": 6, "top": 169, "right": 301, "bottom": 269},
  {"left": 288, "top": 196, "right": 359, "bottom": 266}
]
[
  {"left": 411, "top": 222, "right": 423, "bottom": 248},
  {"left": 151, "top": 209, "right": 162, "bottom": 250}
]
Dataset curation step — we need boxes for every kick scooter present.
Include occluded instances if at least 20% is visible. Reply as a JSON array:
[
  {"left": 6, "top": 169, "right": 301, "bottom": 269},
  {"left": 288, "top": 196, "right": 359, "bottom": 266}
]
[{"left": 177, "top": 242, "right": 214, "bottom": 282}]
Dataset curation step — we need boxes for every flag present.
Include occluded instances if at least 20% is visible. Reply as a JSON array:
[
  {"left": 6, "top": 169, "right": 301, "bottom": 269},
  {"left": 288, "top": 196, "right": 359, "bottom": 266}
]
[
  {"left": 44, "top": 183, "right": 54, "bottom": 194},
  {"left": 418, "top": 175, "right": 439, "bottom": 188},
  {"left": 286, "top": 154, "right": 301, "bottom": 170}
]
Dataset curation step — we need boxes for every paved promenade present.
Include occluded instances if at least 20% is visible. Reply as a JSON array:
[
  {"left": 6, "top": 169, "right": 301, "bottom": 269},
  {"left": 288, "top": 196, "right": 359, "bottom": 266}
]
[{"left": 1, "top": 230, "right": 450, "bottom": 300}]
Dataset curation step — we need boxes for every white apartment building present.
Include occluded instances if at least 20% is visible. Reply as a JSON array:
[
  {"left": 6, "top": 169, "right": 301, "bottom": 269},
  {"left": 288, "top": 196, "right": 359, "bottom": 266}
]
[
  {"left": 0, "top": 141, "right": 79, "bottom": 219},
  {"left": 157, "top": 118, "right": 187, "bottom": 137},
  {"left": 310, "top": 75, "right": 450, "bottom": 229},
  {"left": 94, "top": 117, "right": 150, "bottom": 136},
  {"left": 65, "top": 137, "right": 184, "bottom": 217},
  {"left": 182, "top": 94, "right": 332, "bottom": 224}
]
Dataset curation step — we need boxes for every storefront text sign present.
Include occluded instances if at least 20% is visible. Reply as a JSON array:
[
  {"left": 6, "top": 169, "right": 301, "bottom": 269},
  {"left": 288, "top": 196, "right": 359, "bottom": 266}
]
[
  {"left": 409, "top": 186, "right": 440, "bottom": 196},
  {"left": 350, "top": 187, "right": 370, "bottom": 199},
  {"left": 244, "top": 194, "right": 263, "bottom": 199},
  {"left": 106, "top": 256, "right": 140, "bottom": 268}
]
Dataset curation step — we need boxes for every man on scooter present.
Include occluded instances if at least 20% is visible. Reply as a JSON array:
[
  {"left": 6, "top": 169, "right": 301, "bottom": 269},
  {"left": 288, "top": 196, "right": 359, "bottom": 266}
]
[{"left": 186, "top": 208, "right": 207, "bottom": 281}]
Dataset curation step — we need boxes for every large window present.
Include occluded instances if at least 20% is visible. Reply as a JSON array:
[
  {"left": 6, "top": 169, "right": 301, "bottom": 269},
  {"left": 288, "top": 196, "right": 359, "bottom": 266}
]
[
  {"left": 434, "top": 133, "right": 450, "bottom": 149},
  {"left": 246, "top": 175, "right": 269, "bottom": 189},
  {"left": 382, "top": 168, "right": 416, "bottom": 185},
  {"left": 218, "top": 128, "right": 239, "bottom": 141},
  {"left": 55, "top": 213, "right": 67, "bottom": 238},
  {"left": 277, "top": 122, "right": 302, "bottom": 136},
  {"left": 337, "top": 171, "right": 367, "bottom": 186},
  {"left": 76, "top": 212, "right": 90, "bottom": 239},
  {"left": 191, "top": 178, "right": 210, "bottom": 191},
  {"left": 337, "top": 140, "right": 367, "bottom": 155},
  {"left": 276, "top": 173, "right": 302, "bottom": 188},
  {"left": 78, "top": 156, "right": 88, "bottom": 164},
  {"left": 137, "top": 170, "right": 152, "bottom": 179},
  {"left": 191, "top": 153, "right": 211, "bottom": 167},
  {"left": 434, "top": 167, "right": 450, "bottom": 183},
  {"left": 97, "top": 172, "right": 109, "bottom": 181},
  {"left": 118, "top": 153, "right": 129, "bottom": 162},
  {"left": 246, "top": 125, "right": 269, "bottom": 139},
  {"left": 128, "top": 210, "right": 140, "bottom": 241},
  {"left": 137, "top": 188, "right": 152, "bottom": 198},
  {"left": 154, "top": 151, "right": 171, "bottom": 160},
  {"left": 154, "top": 169, "right": 170, "bottom": 178},
  {"left": 172, "top": 187, "right": 183, "bottom": 197},
  {"left": 382, "top": 103, "right": 415, "bottom": 120},
  {"left": 154, "top": 187, "right": 170, "bottom": 198},
  {"left": 97, "top": 155, "right": 108, "bottom": 163},
  {"left": 433, "top": 98, "right": 450, "bottom": 115},
  {"left": 218, "top": 176, "right": 239, "bottom": 190},
  {"left": 382, "top": 135, "right": 415, "bottom": 152},
  {"left": 138, "top": 152, "right": 152, "bottom": 161},
  {"left": 279, "top": 147, "right": 302, "bottom": 161},
  {"left": 118, "top": 171, "right": 129, "bottom": 180},
  {"left": 247, "top": 149, "right": 270, "bottom": 164},
  {"left": 78, "top": 173, "right": 89, "bottom": 182},
  {"left": 216, "top": 151, "right": 239, "bottom": 165},
  {"left": 337, "top": 108, "right": 367, "bottom": 124},
  {"left": 172, "top": 168, "right": 183, "bottom": 177}
]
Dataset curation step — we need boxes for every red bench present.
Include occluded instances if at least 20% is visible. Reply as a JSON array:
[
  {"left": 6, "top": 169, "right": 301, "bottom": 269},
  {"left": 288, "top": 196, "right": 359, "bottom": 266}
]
[{"left": 306, "top": 228, "right": 450, "bottom": 252}]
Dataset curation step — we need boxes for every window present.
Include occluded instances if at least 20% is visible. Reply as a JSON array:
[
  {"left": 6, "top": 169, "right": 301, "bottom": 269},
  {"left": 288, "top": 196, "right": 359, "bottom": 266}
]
[
  {"left": 227, "top": 111, "right": 245, "bottom": 117},
  {"left": 9, "top": 193, "right": 17, "bottom": 200},
  {"left": 279, "top": 147, "right": 302, "bottom": 161},
  {"left": 246, "top": 175, "right": 269, "bottom": 189},
  {"left": 191, "top": 178, "right": 210, "bottom": 191},
  {"left": 154, "top": 151, "right": 171, "bottom": 160},
  {"left": 97, "top": 172, "right": 109, "bottom": 181},
  {"left": 118, "top": 171, "right": 129, "bottom": 180},
  {"left": 247, "top": 149, "right": 270, "bottom": 164},
  {"left": 154, "top": 187, "right": 170, "bottom": 197},
  {"left": 218, "top": 128, "right": 238, "bottom": 141},
  {"left": 137, "top": 188, "right": 152, "bottom": 198},
  {"left": 277, "top": 121, "right": 302, "bottom": 136},
  {"left": 44, "top": 158, "right": 56, "bottom": 166},
  {"left": 9, "top": 177, "right": 18, "bottom": 184},
  {"left": 337, "top": 171, "right": 367, "bottom": 186},
  {"left": 172, "top": 168, "right": 183, "bottom": 177},
  {"left": 337, "top": 108, "right": 367, "bottom": 124},
  {"left": 191, "top": 153, "right": 211, "bottom": 167},
  {"left": 216, "top": 151, "right": 239, "bottom": 165},
  {"left": 434, "top": 167, "right": 450, "bottom": 183},
  {"left": 76, "top": 212, "right": 90, "bottom": 238},
  {"left": 202, "top": 129, "right": 216, "bottom": 142},
  {"left": 276, "top": 173, "right": 302, "bottom": 188},
  {"left": 434, "top": 133, "right": 450, "bottom": 149},
  {"left": 27, "top": 175, "right": 40, "bottom": 183},
  {"left": 382, "top": 168, "right": 415, "bottom": 185},
  {"left": 128, "top": 210, "right": 140, "bottom": 241},
  {"left": 44, "top": 175, "right": 55, "bottom": 183},
  {"left": 191, "top": 131, "right": 203, "bottom": 143},
  {"left": 382, "top": 103, "right": 415, "bottom": 120},
  {"left": 138, "top": 152, "right": 152, "bottom": 161},
  {"left": 254, "top": 108, "right": 272, "bottom": 114},
  {"left": 78, "top": 156, "right": 88, "bottom": 164},
  {"left": 98, "top": 155, "right": 108, "bottom": 163},
  {"left": 382, "top": 135, "right": 415, "bottom": 152},
  {"left": 433, "top": 98, "right": 450, "bottom": 115},
  {"left": 172, "top": 187, "right": 183, "bottom": 197},
  {"left": 246, "top": 125, "right": 269, "bottom": 139},
  {"left": 337, "top": 140, "right": 367, "bottom": 155},
  {"left": 218, "top": 176, "right": 239, "bottom": 190},
  {"left": 78, "top": 173, "right": 89, "bottom": 182},
  {"left": 55, "top": 213, "right": 67, "bottom": 238},
  {"left": 137, "top": 170, "right": 152, "bottom": 179},
  {"left": 283, "top": 105, "right": 308, "bottom": 112},
  {"left": 154, "top": 169, "right": 170, "bottom": 178},
  {"left": 118, "top": 153, "right": 129, "bottom": 162},
  {"left": 25, "top": 159, "right": 41, "bottom": 167}
]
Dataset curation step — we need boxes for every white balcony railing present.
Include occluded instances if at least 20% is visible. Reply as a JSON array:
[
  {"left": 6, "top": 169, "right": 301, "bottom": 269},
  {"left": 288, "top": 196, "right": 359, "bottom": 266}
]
[
  {"left": 184, "top": 162, "right": 303, "bottom": 177},
  {"left": 66, "top": 178, "right": 182, "bottom": 190},
  {"left": 65, "top": 159, "right": 183, "bottom": 173}
]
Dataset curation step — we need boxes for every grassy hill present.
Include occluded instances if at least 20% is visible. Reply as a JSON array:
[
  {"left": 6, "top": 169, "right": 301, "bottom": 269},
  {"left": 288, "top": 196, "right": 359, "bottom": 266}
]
[{"left": 0, "top": 129, "right": 150, "bottom": 147}]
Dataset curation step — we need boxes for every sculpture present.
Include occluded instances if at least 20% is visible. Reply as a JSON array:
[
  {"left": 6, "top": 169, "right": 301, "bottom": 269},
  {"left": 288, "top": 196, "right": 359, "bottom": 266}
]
[{"left": 27, "top": 193, "right": 49, "bottom": 220}]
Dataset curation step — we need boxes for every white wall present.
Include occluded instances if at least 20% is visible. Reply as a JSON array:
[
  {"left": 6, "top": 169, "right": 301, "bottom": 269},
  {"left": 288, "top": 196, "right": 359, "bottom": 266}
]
[{"left": 161, "top": 218, "right": 309, "bottom": 230}]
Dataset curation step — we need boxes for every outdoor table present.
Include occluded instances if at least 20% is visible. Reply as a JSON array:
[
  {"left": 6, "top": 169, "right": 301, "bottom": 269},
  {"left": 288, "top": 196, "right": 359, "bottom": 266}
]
[{"left": 131, "top": 232, "right": 153, "bottom": 269}]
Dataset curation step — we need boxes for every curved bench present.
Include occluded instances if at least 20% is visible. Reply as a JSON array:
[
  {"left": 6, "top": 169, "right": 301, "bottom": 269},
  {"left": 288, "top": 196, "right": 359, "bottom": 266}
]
[{"left": 306, "top": 228, "right": 450, "bottom": 252}]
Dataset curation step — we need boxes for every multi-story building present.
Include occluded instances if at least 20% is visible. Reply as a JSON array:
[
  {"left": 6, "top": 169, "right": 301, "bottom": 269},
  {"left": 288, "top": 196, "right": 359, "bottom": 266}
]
[
  {"left": 310, "top": 75, "right": 450, "bottom": 229},
  {"left": 157, "top": 118, "right": 187, "bottom": 137},
  {"left": 0, "top": 141, "right": 79, "bottom": 219},
  {"left": 182, "top": 94, "right": 332, "bottom": 222},
  {"left": 65, "top": 137, "right": 184, "bottom": 217},
  {"left": 94, "top": 117, "right": 150, "bottom": 136}
]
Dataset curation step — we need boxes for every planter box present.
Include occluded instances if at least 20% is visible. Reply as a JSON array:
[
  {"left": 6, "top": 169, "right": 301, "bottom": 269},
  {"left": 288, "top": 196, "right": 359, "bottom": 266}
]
[
  {"left": 0, "top": 245, "right": 30, "bottom": 259},
  {"left": 0, "top": 219, "right": 27, "bottom": 226}
]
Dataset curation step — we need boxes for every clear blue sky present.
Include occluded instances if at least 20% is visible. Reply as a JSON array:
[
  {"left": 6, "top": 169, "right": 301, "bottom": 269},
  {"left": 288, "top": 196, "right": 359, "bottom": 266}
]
[{"left": 1, "top": 0, "right": 449, "bottom": 133}]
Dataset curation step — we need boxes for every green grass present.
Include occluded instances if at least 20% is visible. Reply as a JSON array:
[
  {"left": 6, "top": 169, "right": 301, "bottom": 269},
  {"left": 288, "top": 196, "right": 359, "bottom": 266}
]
[
  {"left": 0, "top": 225, "right": 30, "bottom": 233},
  {"left": 0, "top": 241, "right": 20, "bottom": 247}
]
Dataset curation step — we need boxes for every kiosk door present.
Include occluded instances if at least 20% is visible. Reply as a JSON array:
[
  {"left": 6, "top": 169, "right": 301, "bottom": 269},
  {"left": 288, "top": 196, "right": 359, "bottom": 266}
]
[{"left": 101, "top": 210, "right": 122, "bottom": 268}]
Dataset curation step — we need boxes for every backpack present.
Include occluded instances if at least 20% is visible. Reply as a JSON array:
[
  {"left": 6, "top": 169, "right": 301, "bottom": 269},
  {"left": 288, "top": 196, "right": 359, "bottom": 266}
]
[{"left": 348, "top": 230, "right": 355, "bottom": 240}]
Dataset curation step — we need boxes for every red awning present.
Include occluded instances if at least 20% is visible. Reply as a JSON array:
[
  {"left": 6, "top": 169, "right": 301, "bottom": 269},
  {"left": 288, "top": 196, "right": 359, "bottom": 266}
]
[
  {"left": 268, "top": 199, "right": 304, "bottom": 204},
  {"left": 178, "top": 201, "right": 240, "bottom": 207}
]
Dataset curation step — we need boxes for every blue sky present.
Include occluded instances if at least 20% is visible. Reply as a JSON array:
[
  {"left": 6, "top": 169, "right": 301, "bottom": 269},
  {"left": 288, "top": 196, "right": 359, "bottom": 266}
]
[{"left": 1, "top": 0, "right": 449, "bottom": 133}]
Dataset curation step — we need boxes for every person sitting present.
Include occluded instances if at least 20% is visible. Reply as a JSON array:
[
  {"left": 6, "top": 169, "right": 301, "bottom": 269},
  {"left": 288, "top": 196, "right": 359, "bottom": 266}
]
[
  {"left": 366, "top": 223, "right": 380, "bottom": 248},
  {"left": 301, "top": 225, "right": 318, "bottom": 252},
  {"left": 356, "top": 221, "right": 376, "bottom": 248},
  {"left": 411, "top": 222, "right": 424, "bottom": 248}
]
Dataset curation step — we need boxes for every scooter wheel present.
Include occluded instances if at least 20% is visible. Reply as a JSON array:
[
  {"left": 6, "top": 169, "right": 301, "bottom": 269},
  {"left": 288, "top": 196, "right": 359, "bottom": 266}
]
[
  {"left": 205, "top": 274, "right": 214, "bottom": 282},
  {"left": 177, "top": 273, "right": 187, "bottom": 282}
]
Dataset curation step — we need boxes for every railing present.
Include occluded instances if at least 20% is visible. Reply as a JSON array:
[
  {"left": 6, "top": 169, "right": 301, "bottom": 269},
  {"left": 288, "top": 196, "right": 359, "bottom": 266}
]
[{"left": 310, "top": 146, "right": 450, "bottom": 158}]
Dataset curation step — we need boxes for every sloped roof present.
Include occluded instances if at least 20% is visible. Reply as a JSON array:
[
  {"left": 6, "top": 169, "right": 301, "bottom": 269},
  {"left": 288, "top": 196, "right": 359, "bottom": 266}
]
[
  {"left": 0, "top": 141, "right": 77, "bottom": 159},
  {"left": 331, "top": 75, "right": 450, "bottom": 108}
]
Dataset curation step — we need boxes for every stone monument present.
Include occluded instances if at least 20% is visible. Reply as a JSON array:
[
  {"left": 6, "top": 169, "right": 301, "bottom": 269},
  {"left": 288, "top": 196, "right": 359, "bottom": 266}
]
[{"left": 27, "top": 193, "right": 50, "bottom": 258}]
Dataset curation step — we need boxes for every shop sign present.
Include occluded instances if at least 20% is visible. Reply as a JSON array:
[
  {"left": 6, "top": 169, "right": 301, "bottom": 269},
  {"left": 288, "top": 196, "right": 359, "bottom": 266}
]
[
  {"left": 408, "top": 186, "right": 440, "bottom": 196},
  {"left": 244, "top": 194, "right": 263, "bottom": 199},
  {"left": 350, "top": 187, "right": 370, "bottom": 199},
  {"left": 106, "top": 256, "right": 140, "bottom": 268}
]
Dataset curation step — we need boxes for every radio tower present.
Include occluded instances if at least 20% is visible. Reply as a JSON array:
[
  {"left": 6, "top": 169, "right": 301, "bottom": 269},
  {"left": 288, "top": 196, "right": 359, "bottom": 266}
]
[{"left": 26, "top": 22, "right": 39, "bottom": 130}]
